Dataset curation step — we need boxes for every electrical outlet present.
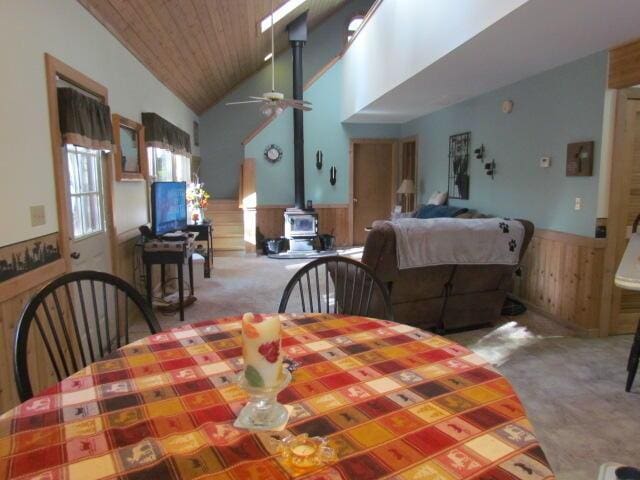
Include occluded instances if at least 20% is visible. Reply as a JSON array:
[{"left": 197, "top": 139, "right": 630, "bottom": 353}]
[
  {"left": 540, "top": 156, "right": 551, "bottom": 168},
  {"left": 574, "top": 197, "right": 582, "bottom": 211},
  {"left": 30, "top": 205, "right": 45, "bottom": 227}
]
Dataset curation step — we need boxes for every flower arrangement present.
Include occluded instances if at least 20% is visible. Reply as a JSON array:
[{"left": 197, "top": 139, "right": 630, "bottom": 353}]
[
  {"left": 186, "top": 180, "right": 211, "bottom": 223},
  {"left": 186, "top": 181, "right": 211, "bottom": 209}
]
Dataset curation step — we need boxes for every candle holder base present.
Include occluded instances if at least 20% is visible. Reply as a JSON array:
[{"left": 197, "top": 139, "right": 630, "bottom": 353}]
[{"left": 234, "top": 367, "right": 292, "bottom": 431}]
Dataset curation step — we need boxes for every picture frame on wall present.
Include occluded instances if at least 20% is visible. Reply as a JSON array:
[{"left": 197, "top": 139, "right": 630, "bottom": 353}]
[
  {"left": 112, "top": 114, "right": 147, "bottom": 182},
  {"left": 194, "top": 121, "right": 199, "bottom": 147},
  {"left": 448, "top": 132, "right": 470, "bottom": 199}
]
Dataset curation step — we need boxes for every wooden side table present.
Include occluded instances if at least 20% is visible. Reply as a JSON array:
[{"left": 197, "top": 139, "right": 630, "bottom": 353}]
[{"left": 142, "top": 242, "right": 195, "bottom": 322}]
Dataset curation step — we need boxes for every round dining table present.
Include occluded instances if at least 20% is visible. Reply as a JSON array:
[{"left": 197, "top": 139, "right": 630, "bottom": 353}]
[{"left": 0, "top": 314, "right": 555, "bottom": 479}]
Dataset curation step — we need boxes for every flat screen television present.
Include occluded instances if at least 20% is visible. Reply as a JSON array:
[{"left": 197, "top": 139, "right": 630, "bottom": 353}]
[{"left": 151, "top": 181, "right": 187, "bottom": 236}]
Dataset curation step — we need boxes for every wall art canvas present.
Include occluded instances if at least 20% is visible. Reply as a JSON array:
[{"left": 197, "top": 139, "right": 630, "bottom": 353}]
[
  {"left": 0, "top": 233, "right": 61, "bottom": 283},
  {"left": 448, "top": 132, "right": 470, "bottom": 199}
]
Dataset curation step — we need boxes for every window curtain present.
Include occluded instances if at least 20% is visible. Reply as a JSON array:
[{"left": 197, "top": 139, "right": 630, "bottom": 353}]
[
  {"left": 141, "top": 112, "right": 191, "bottom": 157},
  {"left": 57, "top": 87, "right": 113, "bottom": 150}
]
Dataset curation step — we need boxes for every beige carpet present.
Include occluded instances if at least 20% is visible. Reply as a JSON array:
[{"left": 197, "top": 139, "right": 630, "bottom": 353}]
[{"left": 150, "top": 252, "right": 640, "bottom": 480}]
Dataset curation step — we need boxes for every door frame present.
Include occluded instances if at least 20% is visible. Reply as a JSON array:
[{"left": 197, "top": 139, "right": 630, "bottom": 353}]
[
  {"left": 599, "top": 88, "right": 640, "bottom": 336},
  {"left": 399, "top": 135, "right": 420, "bottom": 211},
  {"left": 348, "top": 138, "right": 399, "bottom": 245},
  {"left": 44, "top": 53, "right": 118, "bottom": 274}
]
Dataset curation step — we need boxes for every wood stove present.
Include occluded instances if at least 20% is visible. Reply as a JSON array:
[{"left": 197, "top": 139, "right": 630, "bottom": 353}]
[{"left": 284, "top": 208, "right": 318, "bottom": 251}]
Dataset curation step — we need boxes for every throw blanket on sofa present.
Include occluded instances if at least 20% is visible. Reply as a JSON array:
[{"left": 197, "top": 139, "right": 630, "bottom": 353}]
[{"left": 389, "top": 217, "right": 525, "bottom": 270}]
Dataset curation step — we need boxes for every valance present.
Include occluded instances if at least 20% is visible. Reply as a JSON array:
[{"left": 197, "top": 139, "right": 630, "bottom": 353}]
[
  {"left": 57, "top": 87, "right": 113, "bottom": 150},
  {"left": 141, "top": 112, "right": 191, "bottom": 156}
]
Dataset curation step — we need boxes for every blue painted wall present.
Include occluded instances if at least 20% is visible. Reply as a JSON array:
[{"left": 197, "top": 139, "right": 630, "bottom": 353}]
[
  {"left": 199, "top": 0, "right": 374, "bottom": 199},
  {"left": 401, "top": 52, "right": 608, "bottom": 237},
  {"left": 245, "top": 60, "right": 400, "bottom": 205}
]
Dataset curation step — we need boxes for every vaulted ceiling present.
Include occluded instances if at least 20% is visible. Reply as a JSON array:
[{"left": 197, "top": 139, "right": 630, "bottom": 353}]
[{"left": 78, "top": 0, "right": 347, "bottom": 114}]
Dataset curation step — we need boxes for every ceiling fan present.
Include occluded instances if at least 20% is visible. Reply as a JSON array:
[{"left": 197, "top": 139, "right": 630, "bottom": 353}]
[{"left": 226, "top": 0, "right": 311, "bottom": 117}]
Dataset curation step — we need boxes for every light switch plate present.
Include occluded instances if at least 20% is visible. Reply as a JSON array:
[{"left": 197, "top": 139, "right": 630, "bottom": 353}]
[
  {"left": 574, "top": 197, "right": 582, "bottom": 211},
  {"left": 30, "top": 205, "right": 45, "bottom": 227},
  {"left": 540, "top": 156, "right": 551, "bottom": 168}
]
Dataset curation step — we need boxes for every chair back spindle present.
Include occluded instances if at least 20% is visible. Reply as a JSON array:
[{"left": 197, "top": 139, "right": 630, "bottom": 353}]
[
  {"left": 14, "top": 270, "right": 160, "bottom": 401},
  {"left": 278, "top": 257, "right": 394, "bottom": 321}
]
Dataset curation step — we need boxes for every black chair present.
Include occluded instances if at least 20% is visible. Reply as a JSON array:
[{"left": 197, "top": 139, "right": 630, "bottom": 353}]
[
  {"left": 14, "top": 270, "right": 160, "bottom": 401},
  {"left": 278, "top": 256, "right": 394, "bottom": 321}
]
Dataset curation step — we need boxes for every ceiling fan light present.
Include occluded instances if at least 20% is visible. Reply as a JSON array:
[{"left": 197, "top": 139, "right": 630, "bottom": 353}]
[
  {"left": 274, "top": 106, "right": 284, "bottom": 116},
  {"left": 260, "top": 104, "right": 273, "bottom": 117}
]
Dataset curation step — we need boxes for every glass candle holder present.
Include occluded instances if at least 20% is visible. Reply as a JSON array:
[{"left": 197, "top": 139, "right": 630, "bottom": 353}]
[
  {"left": 235, "top": 367, "right": 291, "bottom": 431},
  {"left": 275, "top": 434, "right": 337, "bottom": 471}
]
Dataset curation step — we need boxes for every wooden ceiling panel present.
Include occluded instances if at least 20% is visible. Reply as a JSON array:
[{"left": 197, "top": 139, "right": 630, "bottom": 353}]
[{"left": 78, "top": 0, "right": 347, "bottom": 113}]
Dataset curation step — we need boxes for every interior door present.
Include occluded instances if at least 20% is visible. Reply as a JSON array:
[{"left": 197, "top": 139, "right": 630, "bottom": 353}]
[
  {"left": 64, "top": 145, "right": 112, "bottom": 272},
  {"left": 352, "top": 142, "right": 394, "bottom": 246}
]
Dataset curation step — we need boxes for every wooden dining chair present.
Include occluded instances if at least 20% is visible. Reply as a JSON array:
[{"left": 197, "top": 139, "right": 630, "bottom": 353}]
[
  {"left": 14, "top": 270, "right": 160, "bottom": 401},
  {"left": 278, "top": 256, "right": 394, "bottom": 321}
]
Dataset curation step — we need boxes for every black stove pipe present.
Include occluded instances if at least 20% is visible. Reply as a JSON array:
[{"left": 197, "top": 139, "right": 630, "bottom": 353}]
[{"left": 288, "top": 12, "right": 308, "bottom": 210}]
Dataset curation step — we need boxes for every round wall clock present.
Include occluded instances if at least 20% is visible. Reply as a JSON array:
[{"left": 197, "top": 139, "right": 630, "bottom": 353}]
[{"left": 264, "top": 144, "right": 283, "bottom": 163}]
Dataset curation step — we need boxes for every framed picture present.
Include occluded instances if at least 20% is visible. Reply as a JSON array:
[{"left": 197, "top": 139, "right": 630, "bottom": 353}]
[
  {"left": 448, "top": 132, "right": 470, "bottom": 199},
  {"left": 194, "top": 120, "right": 199, "bottom": 147},
  {"left": 112, "top": 114, "right": 147, "bottom": 181}
]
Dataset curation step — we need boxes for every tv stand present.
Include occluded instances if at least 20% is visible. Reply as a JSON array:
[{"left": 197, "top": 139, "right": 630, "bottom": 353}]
[{"left": 141, "top": 236, "right": 196, "bottom": 322}]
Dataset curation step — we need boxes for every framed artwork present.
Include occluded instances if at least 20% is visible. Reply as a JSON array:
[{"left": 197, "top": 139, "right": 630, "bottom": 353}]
[
  {"left": 112, "top": 114, "right": 147, "bottom": 181},
  {"left": 194, "top": 121, "right": 199, "bottom": 147},
  {"left": 566, "top": 141, "right": 594, "bottom": 176},
  {"left": 448, "top": 132, "right": 470, "bottom": 199}
]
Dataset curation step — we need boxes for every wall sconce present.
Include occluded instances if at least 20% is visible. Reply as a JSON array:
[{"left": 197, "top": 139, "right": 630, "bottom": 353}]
[
  {"left": 316, "top": 150, "right": 323, "bottom": 170},
  {"left": 474, "top": 144, "right": 484, "bottom": 161},
  {"left": 485, "top": 159, "right": 496, "bottom": 179},
  {"left": 329, "top": 166, "right": 337, "bottom": 185}
]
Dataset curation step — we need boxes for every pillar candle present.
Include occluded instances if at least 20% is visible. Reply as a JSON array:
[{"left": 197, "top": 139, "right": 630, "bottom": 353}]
[{"left": 242, "top": 313, "right": 283, "bottom": 388}]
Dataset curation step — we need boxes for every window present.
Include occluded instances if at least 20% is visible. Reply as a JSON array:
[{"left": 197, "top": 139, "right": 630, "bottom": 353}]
[
  {"left": 65, "top": 145, "right": 106, "bottom": 239},
  {"left": 147, "top": 147, "right": 191, "bottom": 182},
  {"left": 347, "top": 15, "right": 364, "bottom": 43}
]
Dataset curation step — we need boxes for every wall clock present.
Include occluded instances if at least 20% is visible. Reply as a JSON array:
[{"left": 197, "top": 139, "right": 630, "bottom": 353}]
[{"left": 264, "top": 144, "right": 283, "bottom": 163}]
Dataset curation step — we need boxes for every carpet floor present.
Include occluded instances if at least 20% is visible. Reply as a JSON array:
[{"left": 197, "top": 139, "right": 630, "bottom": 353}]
[{"left": 150, "top": 252, "right": 640, "bottom": 480}]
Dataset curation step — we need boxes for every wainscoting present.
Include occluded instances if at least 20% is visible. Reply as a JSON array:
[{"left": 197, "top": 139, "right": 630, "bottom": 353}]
[
  {"left": 0, "top": 260, "right": 66, "bottom": 411},
  {"left": 254, "top": 205, "right": 350, "bottom": 249},
  {"left": 513, "top": 229, "right": 606, "bottom": 337}
]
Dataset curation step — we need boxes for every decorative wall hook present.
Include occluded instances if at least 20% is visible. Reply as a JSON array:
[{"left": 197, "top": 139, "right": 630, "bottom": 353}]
[
  {"left": 474, "top": 144, "right": 485, "bottom": 161},
  {"left": 484, "top": 159, "right": 496, "bottom": 179},
  {"left": 316, "top": 150, "right": 323, "bottom": 170},
  {"left": 329, "top": 166, "right": 337, "bottom": 186}
]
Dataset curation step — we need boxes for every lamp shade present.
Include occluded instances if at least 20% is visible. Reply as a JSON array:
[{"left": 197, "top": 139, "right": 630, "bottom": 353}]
[{"left": 396, "top": 178, "right": 416, "bottom": 195}]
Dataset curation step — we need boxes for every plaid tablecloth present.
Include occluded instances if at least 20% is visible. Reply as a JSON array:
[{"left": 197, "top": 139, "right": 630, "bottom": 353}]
[{"left": 0, "top": 314, "right": 555, "bottom": 479}]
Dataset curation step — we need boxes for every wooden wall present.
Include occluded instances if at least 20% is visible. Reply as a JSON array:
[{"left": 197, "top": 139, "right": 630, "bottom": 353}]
[
  {"left": 514, "top": 229, "right": 606, "bottom": 336},
  {"left": 255, "top": 205, "right": 350, "bottom": 249},
  {"left": 609, "top": 37, "right": 640, "bottom": 89},
  {"left": 0, "top": 260, "right": 66, "bottom": 411}
]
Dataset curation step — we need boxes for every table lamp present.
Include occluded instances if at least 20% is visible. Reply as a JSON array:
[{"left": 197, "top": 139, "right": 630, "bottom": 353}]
[
  {"left": 614, "top": 214, "right": 640, "bottom": 392},
  {"left": 396, "top": 178, "right": 416, "bottom": 212}
]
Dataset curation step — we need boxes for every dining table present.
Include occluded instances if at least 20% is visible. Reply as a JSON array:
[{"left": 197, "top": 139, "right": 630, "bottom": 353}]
[{"left": 0, "top": 313, "right": 555, "bottom": 479}]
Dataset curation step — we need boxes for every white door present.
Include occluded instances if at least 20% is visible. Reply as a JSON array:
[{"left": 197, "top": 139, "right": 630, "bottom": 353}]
[{"left": 64, "top": 145, "right": 112, "bottom": 272}]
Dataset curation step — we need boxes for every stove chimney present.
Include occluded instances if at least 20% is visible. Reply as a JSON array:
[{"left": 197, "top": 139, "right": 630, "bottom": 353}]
[{"left": 287, "top": 12, "right": 308, "bottom": 210}]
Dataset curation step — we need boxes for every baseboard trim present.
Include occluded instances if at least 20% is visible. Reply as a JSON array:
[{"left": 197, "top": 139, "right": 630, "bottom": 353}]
[{"left": 513, "top": 295, "right": 600, "bottom": 338}]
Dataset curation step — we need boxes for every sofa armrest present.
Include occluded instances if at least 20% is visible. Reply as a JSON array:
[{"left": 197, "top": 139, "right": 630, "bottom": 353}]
[{"left": 362, "top": 222, "right": 399, "bottom": 282}]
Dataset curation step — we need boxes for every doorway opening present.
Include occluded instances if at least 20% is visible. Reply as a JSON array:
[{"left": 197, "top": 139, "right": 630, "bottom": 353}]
[{"left": 44, "top": 54, "right": 116, "bottom": 274}]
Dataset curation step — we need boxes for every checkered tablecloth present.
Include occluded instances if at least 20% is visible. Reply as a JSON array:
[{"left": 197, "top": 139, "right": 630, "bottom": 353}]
[{"left": 0, "top": 314, "right": 555, "bottom": 479}]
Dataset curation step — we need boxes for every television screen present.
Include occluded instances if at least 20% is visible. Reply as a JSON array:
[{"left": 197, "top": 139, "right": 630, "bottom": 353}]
[{"left": 151, "top": 181, "right": 187, "bottom": 236}]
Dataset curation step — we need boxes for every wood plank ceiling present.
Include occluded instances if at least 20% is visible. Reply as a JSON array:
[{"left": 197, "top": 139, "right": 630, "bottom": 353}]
[{"left": 78, "top": 0, "right": 347, "bottom": 114}]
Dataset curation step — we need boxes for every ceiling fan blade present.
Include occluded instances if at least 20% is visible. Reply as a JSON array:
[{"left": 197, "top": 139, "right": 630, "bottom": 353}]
[
  {"left": 282, "top": 99, "right": 312, "bottom": 110},
  {"left": 226, "top": 100, "right": 264, "bottom": 105},
  {"left": 291, "top": 104, "right": 313, "bottom": 111}
]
